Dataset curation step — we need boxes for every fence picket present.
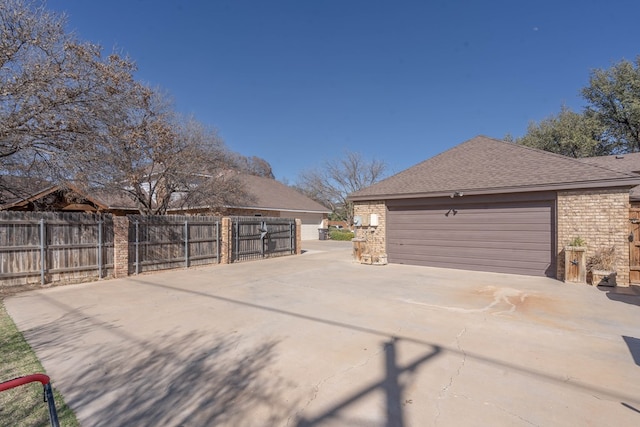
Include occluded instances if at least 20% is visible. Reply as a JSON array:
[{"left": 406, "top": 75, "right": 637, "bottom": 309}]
[{"left": 0, "top": 212, "right": 114, "bottom": 287}]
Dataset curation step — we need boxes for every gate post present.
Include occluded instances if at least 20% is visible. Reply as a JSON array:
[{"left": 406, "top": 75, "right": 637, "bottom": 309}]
[
  {"left": 220, "top": 217, "right": 232, "bottom": 264},
  {"left": 113, "top": 216, "right": 130, "bottom": 278}
]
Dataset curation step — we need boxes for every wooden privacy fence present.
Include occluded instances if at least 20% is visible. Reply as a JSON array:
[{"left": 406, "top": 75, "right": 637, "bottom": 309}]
[
  {"left": 231, "top": 217, "right": 297, "bottom": 262},
  {"left": 128, "top": 215, "right": 221, "bottom": 275},
  {"left": 0, "top": 212, "right": 114, "bottom": 287},
  {"left": 1, "top": 212, "right": 302, "bottom": 288}
]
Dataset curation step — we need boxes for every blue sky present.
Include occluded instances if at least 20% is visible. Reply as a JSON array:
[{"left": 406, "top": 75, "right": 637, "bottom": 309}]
[{"left": 47, "top": 0, "right": 640, "bottom": 183}]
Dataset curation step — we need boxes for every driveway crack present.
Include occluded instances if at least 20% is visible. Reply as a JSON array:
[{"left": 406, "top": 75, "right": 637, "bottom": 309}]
[
  {"left": 288, "top": 344, "right": 385, "bottom": 425},
  {"left": 434, "top": 327, "right": 467, "bottom": 425}
]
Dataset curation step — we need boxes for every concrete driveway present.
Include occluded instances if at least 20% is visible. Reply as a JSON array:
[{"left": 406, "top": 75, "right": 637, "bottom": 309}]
[{"left": 5, "top": 240, "right": 640, "bottom": 426}]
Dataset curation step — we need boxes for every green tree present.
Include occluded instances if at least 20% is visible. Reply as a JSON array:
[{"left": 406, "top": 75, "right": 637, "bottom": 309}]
[
  {"left": 514, "top": 56, "right": 640, "bottom": 156},
  {"left": 582, "top": 56, "right": 640, "bottom": 153},
  {"left": 515, "top": 106, "right": 606, "bottom": 157}
]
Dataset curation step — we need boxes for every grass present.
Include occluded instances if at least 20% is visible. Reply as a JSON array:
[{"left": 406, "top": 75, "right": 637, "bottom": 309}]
[{"left": 0, "top": 300, "right": 80, "bottom": 427}]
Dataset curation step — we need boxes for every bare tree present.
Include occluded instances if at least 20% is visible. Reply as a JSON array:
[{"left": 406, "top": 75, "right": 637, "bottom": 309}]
[
  {"left": 229, "top": 154, "right": 275, "bottom": 179},
  {"left": 69, "top": 87, "right": 249, "bottom": 215},
  {"left": 0, "top": 0, "right": 250, "bottom": 214},
  {"left": 297, "top": 151, "right": 387, "bottom": 224},
  {"left": 0, "top": 0, "right": 137, "bottom": 168}
]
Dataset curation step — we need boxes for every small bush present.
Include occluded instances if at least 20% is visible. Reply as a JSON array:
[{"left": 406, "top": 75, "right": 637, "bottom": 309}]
[
  {"left": 588, "top": 246, "right": 617, "bottom": 271},
  {"left": 329, "top": 229, "right": 354, "bottom": 241},
  {"left": 568, "top": 236, "right": 587, "bottom": 247}
]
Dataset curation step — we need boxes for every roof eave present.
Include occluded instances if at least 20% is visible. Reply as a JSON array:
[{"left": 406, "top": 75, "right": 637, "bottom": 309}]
[
  {"left": 348, "top": 177, "right": 640, "bottom": 202},
  {"left": 225, "top": 205, "right": 330, "bottom": 214},
  {"left": 166, "top": 205, "right": 330, "bottom": 214}
]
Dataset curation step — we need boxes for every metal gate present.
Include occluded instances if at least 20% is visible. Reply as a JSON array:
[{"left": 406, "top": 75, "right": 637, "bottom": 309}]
[
  {"left": 231, "top": 217, "right": 296, "bottom": 262},
  {"left": 128, "top": 215, "right": 221, "bottom": 274}
]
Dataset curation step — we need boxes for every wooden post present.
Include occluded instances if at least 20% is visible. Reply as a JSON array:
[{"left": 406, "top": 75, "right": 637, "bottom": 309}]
[{"left": 564, "top": 246, "right": 587, "bottom": 284}]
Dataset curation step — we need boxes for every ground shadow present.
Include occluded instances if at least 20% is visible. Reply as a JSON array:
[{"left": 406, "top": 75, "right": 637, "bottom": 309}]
[
  {"left": 15, "top": 277, "right": 640, "bottom": 425},
  {"left": 295, "top": 337, "right": 441, "bottom": 427},
  {"left": 21, "top": 296, "right": 295, "bottom": 426},
  {"left": 597, "top": 284, "right": 640, "bottom": 307},
  {"left": 131, "top": 280, "right": 640, "bottom": 417},
  {"left": 622, "top": 336, "right": 640, "bottom": 366}
]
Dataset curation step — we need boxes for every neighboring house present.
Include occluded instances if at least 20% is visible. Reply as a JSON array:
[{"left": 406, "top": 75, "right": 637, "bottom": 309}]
[
  {"left": 0, "top": 179, "right": 140, "bottom": 215},
  {"left": 348, "top": 136, "right": 640, "bottom": 285},
  {"left": 203, "top": 174, "right": 330, "bottom": 241},
  {"left": 0, "top": 174, "right": 330, "bottom": 240}
]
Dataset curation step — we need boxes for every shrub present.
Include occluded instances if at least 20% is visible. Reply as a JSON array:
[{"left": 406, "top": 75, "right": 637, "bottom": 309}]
[
  {"left": 587, "top": 246, "right": 617, "bottom": 271},
  {"left": 329, "top": 229, "right": 354, "bottom": 241},
  {"left": 568, "top": 236, "right": 587, "bottom": 247}
]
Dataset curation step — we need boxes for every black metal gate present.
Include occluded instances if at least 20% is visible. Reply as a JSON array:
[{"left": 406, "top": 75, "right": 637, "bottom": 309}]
[{"left": 231, "top": 217, "right": 296, "bottom": 262}]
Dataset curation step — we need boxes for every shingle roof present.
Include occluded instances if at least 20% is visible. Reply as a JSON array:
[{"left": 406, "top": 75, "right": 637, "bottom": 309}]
[
  {"left": 234, "top": 174, "right": 330, "bottom": 213},
  {"left": 0, "top": 176, "right": 55, "bottom": 206},
  {"left": 1, "top": 174, "right": 330, "bottom": 213},
  {"left": 578, "top": 152, "right": 640, "bottom": 200},
  {"left": 349, "top": 135, "right": 640, "bottom": 201}
]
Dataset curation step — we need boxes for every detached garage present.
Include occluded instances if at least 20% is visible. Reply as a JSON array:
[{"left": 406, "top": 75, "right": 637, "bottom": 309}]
[{"left": 349, "top": 136, "right": 640, "bottom": 284}]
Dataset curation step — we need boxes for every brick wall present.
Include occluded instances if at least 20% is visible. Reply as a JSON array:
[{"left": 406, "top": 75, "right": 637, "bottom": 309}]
[
  {"left": 220, "top": 217, "right": 232, "bottom": 264},
  {"left": 557, "top": 189, "right": 630, "bottom": 285},
  {"left": 113, "top": 216, "right": 129, "bottom": 278},
  {"left": 295, "top": 219, "right": 302, "bottom": 255},
  {"left": 353, "top": 201, "right": 387, "bottom": 264}
]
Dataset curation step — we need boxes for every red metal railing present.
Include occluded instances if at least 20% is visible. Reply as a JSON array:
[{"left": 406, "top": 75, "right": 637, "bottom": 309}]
[{"left": 0, "top": 374, "right": 60, "bottom": 427}]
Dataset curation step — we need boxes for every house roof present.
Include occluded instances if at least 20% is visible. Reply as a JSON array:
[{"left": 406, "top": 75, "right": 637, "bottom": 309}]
[
  {"left": 0, "top": 176, "right": 56, "bottom": 207},
  {"left": 1, "top": 174, "right": 330, "bottom": 214},
  {"left": 349, "top": 135, "right": 640, "bottom": 201},
  {"left": 578, "top": 152, "right": 640, "bottom": 200},
  {"left": 229, "top": 174, "right": 330, "bottom": 213}
]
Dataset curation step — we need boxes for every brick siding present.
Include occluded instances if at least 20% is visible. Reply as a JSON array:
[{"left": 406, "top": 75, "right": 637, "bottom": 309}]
[
  {"left": 113, "top": 216, "right": 130, "bottom": 278},
  {"left": 353, "top": 201, "right": 387, "bottom": 263},
  {"left": 557, "top": 189, "right": 630, "bottom": 285}
]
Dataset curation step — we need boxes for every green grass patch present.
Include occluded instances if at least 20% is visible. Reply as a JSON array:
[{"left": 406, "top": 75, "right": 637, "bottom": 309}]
[
  {"left": 329, "top": 229, "right": 355, "bottom": 241},
  {"left": 0, "top": 300, "right": 79, "bottom": 427}
]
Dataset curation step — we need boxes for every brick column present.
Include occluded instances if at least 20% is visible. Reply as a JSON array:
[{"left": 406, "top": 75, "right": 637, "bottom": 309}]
[
  {"left": 220, "top": 217, "right": 232, "bottom": 264},
  {"left": 113, "top": 216, "right": 130, "bottom": 278},
  {"left": 295, "top": 218, "right": 302, "bottom": 255}
]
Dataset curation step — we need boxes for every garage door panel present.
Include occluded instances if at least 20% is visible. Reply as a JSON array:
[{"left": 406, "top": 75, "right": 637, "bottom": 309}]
[
  {"left": 390, "top": 205, "right": 551, "bottom": 215},
  {"left": 388, "top": 230, "right": 551, "bottom": 244},
  {"left": 389, "top": 243, "right": 550, "bottom": 262},
  {"left": 393, "top": 250, "right": 549, "bottom": 269},
  {"left": 391, "top": 211, "right": 551, "bottom": 224},
  {"left": 393, "top": 222, "right": 551, "bottom": 233},
  {"left": 391, "top": 253, "right": 549, "bottom": 276},
  {"left": 387, "top": 195, "right": 555, "bottom": 277},
  {"left": 388, "top": 237, "right": 551, "bottom": 251}
]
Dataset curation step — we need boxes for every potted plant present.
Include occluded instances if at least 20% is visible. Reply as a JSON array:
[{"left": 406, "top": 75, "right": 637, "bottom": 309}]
[
  {"left": 588, "top": 245, "right": 617, "bottom": 287},
  {"left": 564, "top": 237, "right": 587, "bottom": 284}
]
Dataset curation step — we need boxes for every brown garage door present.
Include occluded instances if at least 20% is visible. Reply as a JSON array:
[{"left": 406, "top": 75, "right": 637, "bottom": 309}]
[{"left": 387, "top": 193, "right": 556, "bottom": 277}]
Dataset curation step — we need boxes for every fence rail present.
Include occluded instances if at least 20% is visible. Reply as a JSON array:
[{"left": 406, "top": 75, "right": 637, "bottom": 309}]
[
  {"left": 128, "top": 215, "right": 221, "bottom": 274},
  {"left": 0, "top": 212, "right": 114, "bottom": 287}
]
